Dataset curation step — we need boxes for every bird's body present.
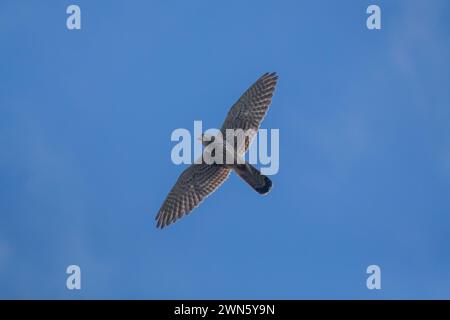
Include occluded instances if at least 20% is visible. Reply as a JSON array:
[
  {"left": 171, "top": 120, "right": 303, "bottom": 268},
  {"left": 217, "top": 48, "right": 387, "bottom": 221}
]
[{"left": 156, "top": 72, "right": 278, "bottom": 228}]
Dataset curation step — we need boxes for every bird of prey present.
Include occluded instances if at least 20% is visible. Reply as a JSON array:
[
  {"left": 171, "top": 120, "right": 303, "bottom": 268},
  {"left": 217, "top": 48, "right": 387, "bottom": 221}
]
[{"left": 156, "top": 72, "right": 278, "bottom": 228}]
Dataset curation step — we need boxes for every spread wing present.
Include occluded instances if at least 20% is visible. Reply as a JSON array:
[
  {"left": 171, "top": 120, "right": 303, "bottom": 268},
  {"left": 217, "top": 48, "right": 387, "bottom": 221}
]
[
  {"left": 220, "top": 72, "right": 278, "bottom": 154},
  {"left": 156, "top": 163, "right": 231, "bottom": 228}
]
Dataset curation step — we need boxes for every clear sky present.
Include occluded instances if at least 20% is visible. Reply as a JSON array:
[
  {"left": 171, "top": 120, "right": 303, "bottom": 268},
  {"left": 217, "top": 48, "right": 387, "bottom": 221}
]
[{"left": 1, "top": 0, "right": 450, "bottom": 299}]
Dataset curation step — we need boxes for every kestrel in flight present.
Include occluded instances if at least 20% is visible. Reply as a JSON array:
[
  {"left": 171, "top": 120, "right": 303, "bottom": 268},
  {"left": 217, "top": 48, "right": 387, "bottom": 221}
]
[{"left": 156, "top": 72, "right": 278, "bottom": 228}]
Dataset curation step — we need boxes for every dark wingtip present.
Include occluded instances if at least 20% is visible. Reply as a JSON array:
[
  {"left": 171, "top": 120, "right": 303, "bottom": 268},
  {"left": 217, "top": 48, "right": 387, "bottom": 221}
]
[
  {"left": 256, "top": 176, "right": 273, "bottom": 195},
  {"left": 261, "top": 72, "right": 278, "bottom": 80}
]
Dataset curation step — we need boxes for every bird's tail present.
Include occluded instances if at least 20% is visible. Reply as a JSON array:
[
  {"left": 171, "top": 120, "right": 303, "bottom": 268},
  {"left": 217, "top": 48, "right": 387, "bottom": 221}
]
[{"left": 234, "top": 163, "right": 272, "bottom": 195}]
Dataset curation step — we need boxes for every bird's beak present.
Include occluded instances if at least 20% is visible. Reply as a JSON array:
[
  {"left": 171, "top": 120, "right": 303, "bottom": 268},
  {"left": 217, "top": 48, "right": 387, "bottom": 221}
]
[{"left": 197, "top": 135, "right": 203, "bottom": 141}]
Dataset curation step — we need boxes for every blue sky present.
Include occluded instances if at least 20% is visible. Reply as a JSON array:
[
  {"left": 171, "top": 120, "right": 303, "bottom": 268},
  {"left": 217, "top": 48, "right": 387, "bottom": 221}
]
[{"left": 1, "top": 0, "right": 450, "bottom": 299}]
